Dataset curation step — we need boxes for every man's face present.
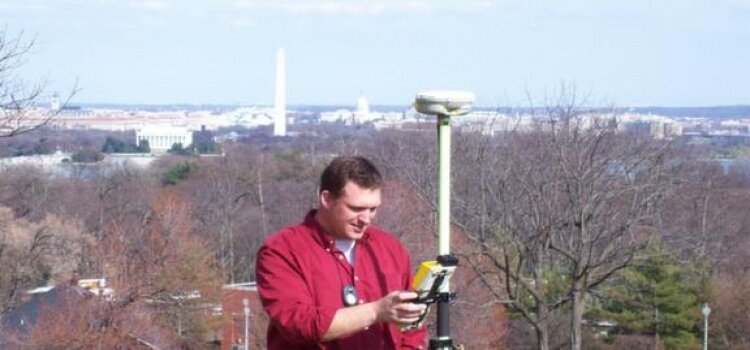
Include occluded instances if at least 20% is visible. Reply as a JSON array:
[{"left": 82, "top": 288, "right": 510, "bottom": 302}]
[{"left": 320, "top": 181, "right": 381, "bottom": 240}]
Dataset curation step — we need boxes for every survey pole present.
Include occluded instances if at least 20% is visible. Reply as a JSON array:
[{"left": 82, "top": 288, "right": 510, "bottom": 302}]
[{"left": 414, "top": 90, "right": 474, "bottom": 350}]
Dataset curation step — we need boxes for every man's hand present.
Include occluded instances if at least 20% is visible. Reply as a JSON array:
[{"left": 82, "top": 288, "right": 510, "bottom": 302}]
[
  {"left": 374, "top": 291, "right": 427, "bottom": 324},
  {"left": 322, "top": 291, "right": 427, "bottom": 341}
]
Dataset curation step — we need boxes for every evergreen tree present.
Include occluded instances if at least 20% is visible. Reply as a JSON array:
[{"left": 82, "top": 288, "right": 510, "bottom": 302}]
[
  {"left": 102, "top": 136, "right": 143, "bottom": 153},
  {"left": 161, "top": 162, "right": 194, "bottom": 185},
  {"left": 137, "top": 139, "right": 150, "bottom": 153},
  {"left": 589, "top": 242, "right": 701, "bottom": 349},
  {"left": 71, "top": 148, "right": 104, "bottom": 163},
  {"left": 191, "top": 129, "right": 220, "bottom": 154},
  {"left": 101, "top": 136, "right": 122, "bottom": 153},
  {"left": 168, "top": 142, "right": 193, "bottom": 156}
]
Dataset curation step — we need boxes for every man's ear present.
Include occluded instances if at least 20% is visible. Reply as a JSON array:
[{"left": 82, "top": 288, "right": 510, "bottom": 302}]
[{"left": 320, "top": 190, "right": 333, "bottom": 209}]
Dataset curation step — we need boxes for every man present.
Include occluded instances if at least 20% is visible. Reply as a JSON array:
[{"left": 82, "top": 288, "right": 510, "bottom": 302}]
[{"left": 256, "top": 156, "right": 427, "bottom": 349}]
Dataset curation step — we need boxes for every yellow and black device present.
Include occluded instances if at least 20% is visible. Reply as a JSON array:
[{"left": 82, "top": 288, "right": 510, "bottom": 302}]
[{"left": 401, "top": 255, "right": 458, "bottom": 331}]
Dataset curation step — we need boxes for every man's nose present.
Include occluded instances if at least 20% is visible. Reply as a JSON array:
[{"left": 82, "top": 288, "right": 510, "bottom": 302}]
[{"left": 358, "top": 211, "right": 373, "bottom": 225}]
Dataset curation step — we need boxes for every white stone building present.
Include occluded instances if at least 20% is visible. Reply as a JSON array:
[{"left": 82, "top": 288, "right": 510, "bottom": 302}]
[{"left": 135, "top": 125, "right": 193, "bottom": 153}]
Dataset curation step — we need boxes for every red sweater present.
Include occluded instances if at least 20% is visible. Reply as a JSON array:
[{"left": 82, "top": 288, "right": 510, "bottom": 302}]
[{"left": 256, "top": 210, "right": 427, "bottom": 350}]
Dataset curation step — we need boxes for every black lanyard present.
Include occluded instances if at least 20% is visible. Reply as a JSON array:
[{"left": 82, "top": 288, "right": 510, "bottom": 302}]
[{"left": 330, "top": 247, "right": 358, "bottom": 307}]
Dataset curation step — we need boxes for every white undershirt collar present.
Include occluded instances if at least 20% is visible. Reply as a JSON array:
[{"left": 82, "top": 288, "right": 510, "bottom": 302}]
[{"left": 335, "top": 239, "right": 356, "bottom": 266}]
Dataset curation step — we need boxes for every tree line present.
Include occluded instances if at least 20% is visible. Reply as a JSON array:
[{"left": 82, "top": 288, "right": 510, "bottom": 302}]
[{"left": 1, "top": 107, "right": 748, "bottom": 348}]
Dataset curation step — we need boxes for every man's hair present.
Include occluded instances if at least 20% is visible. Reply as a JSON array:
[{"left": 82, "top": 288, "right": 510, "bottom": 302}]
[{"left": 320, "top": 156, "right": 383, "bottom": 198}]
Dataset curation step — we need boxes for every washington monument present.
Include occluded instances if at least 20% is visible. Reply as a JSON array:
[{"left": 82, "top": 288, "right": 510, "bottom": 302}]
[{"left": 274, "top": 48, "right": 286, "bottom": 137}]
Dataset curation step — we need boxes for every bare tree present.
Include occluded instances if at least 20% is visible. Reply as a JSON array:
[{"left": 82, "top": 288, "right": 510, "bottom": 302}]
[
  {"left": 175, "top": 143, "right": 319, "bottom": 283},
  {"left": 659, "top": 157, "right": 750, "bottom": 271},
  {"left": 0, "top": 29, "right": 75, "bottom": 137},
  {"left": 0, "top": 204, "right": 88, "bottom": 311},
  {"left": 179, "top": 145, "right": 266, "bottom": 283},
  {"left": 444, "top": 100, "right": 672, "bottom": 350},
  {"left": 92, "top": 189, "right": 223, "bottom": 345}
]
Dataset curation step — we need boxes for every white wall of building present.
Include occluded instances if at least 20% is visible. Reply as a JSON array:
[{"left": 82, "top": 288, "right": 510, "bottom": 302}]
[{"left": 135, "top": 125, "right": 193, "bottom": 152}]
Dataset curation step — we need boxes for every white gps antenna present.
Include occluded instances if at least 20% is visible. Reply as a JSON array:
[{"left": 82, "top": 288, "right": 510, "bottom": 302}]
[{"left": 415, "top": 90, "right": 475, "bottom": 117}]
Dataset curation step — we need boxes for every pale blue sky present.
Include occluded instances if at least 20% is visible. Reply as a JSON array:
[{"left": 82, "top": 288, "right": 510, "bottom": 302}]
[{"left": 4, "top": 0, "right": 750, "bottom": 107}]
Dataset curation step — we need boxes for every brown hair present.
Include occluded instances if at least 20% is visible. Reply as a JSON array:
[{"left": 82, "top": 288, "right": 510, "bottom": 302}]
[{"left": 320, "top": 156, "right": 383, "bottom": 198}]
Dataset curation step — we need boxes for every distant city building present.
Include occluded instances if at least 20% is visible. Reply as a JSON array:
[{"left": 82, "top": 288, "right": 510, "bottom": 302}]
[
  {"left": 136, "top": 125, "right": 193, "bottom": 153},
  {"left": 320, "top": 109, "right": 353, "bottom": 123},
  {"left": 720, "top": 119, "right": 750, "bottom": 134},
  {"left": 50, "top": 93, "right": 61, "bottom": 111},
  {"left": 354, "top": 95, "right": 374, "bottom": 124},
  {"left": 12, "top": 98, "right": 750, "bottom": 149},
  {"left": 454, "top": 111, "right": 517, "bottom": 136},
  {"left": 356, "top": 95, "right": 369, "bottom": 114},
  {"left": 650, "top": 120, "right": 683, "bottom": 139}
]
